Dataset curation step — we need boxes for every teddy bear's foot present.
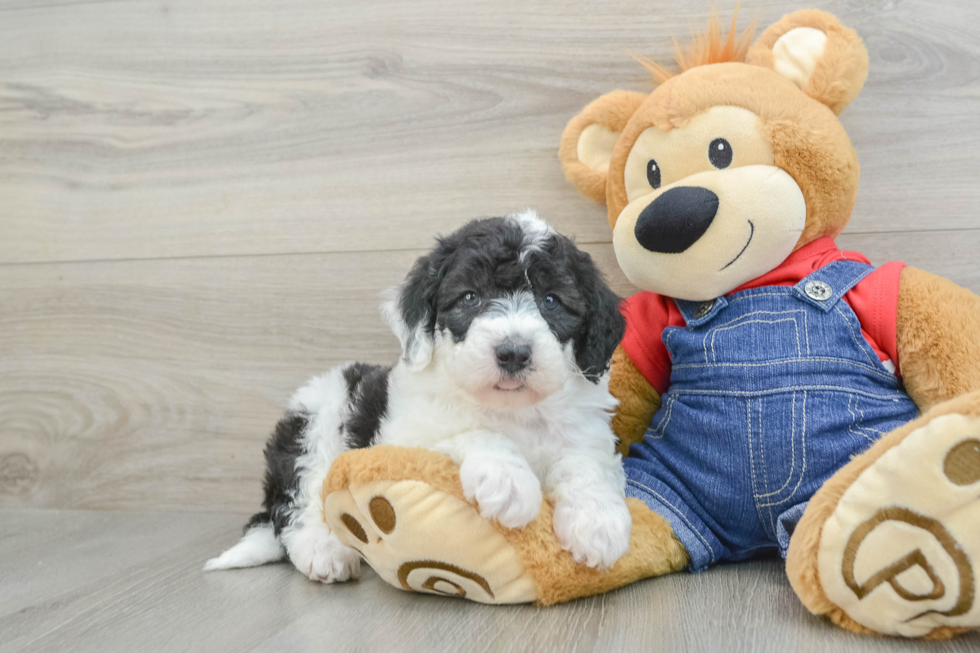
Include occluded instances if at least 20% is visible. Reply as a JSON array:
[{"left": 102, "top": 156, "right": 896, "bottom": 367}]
[
  {"left": 322, "top": 450, "right": 538, "bottom": 603},
  {"left": 322, "top": 445, "right": 689, "bottom": 605},
  {"left": 788, "top": 394, "right": 980, "bottom": 638}
]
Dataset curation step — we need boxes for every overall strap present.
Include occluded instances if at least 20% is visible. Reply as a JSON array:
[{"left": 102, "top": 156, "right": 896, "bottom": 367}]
[
  {"left": 674, "top": 295, "right": 730, "bottom": 327},
  {"left": 792, "top": 259, "right": 875, "bottom": 312}
]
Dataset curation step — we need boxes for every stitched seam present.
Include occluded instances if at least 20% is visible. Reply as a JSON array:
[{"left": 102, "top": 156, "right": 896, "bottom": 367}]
[
  {"left": 705, "top": 309, "right": 805, "bottom": 331},
  {"left": 671, "top": 358, "right": 897, "bottom": 381},
  {"left": 853, "top": 395, "right": 888, "bottom": 438},
  {"left": 803, "top": 311, "right": 811, "bottom": 355},
  {"left": 646, "top": 395, "right": 674, "bottom": 439},
  {"left": 709, "top": 318, "right": 802, "bottom": 360},
  {"left": 755, "top": 392, "right": 796, "bottom": 499},
  {"left": 727, "top": 291, "right": 799, "bottom": 304},
  {"left": 757, "top": 390, "right": 808, "bottom": 509},
  {"left": 846, "top": 394, "right": 877, "bottom": 445},
  {"left": 835, "top": 304, "right": 878, "bottom": 367},
  {"left": 746, "top": 400, "right": 765, "bottom": 530},
  {"left": 754, "top": 399, "right": 778, "bottom": 537},
  {"left": 669, "top": 386, "right": 908, "bottom": 400},
  {"left": 627, "top": 479, "right": 716, "bottom": 557}
]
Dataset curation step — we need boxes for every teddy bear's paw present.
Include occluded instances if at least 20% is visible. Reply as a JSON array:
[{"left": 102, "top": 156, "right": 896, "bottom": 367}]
[
  {"left": 459, "top": 454, "right": 542, "bottom": 529},
  {"left": 552, "top": 496, "right": 632, "bottom": 569},
  {"left": 816, "top": 413, "right": 980, "bottom": 637},
  {"left": 324, "top": 476, "right": 539, "bottom": 604},
  {"left": 285, "top": 522, "right": 361, "bottom": 584}
]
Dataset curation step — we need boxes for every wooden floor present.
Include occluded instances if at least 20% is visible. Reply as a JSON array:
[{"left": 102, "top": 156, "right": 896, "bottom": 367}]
[
  {"left": 2, "top": 0, "right": 980, "bottom": 649},
  {"left": 1, "top": 509, "right": 976, "bottom": 653}
]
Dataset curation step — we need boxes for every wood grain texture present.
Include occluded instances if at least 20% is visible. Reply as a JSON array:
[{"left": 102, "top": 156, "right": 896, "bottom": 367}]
[
  {"left": 2, "top": 233, "right": 979, "bottom": 513},
  {"left": 1, "top": 0, "right": 979, "bottom": 263},
  {"left": 1, "top": 1, "right": 980, "bottom": 641},
  {"left": 1, "top": 508, "right": 977, "bottom": 653}
]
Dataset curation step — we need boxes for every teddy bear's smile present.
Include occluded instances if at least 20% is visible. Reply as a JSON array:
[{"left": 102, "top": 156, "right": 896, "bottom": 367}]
[
  {"left": 612, "top": 163, "right": 806, "bottom": 301},
  {"left": 720, "top": 220, "right": 754, "bottom": 271}
]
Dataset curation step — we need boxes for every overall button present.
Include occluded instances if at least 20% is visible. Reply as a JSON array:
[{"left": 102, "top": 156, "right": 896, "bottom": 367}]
[
  {"left": 804, "top": 280, "right": 833, "bottom": 301},
  {"left": 694, "top": 300, "right": 716, "bottom": 319}
]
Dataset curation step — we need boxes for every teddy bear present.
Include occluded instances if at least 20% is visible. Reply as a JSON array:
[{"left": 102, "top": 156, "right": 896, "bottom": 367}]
[{"left": 321, "top": 9, "right": 980, "bottom": 639}]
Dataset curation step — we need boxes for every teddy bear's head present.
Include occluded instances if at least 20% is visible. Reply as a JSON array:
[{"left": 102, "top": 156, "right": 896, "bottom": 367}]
[{"left": 560, "top": 10, "right": 868, "bottom": 301}]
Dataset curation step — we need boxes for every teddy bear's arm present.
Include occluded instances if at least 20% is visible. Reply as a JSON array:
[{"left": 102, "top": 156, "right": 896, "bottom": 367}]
[
  {"left": 896, "top": 266, "right": 980, "bottom": 410},
  {"left": 609, "top": 344, "right": 662, "bottom": 457}
]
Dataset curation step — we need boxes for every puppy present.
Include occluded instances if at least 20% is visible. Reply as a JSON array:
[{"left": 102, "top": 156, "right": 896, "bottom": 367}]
[{"left": 205, "top": 210, "right": 631, "bottom": 582}]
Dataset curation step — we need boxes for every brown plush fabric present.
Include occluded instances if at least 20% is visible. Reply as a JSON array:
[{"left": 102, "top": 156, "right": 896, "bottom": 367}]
[
  {"left": 897, "top": 267, "right": 980, "bottom": 410},
  {"left": 562, "top": 11, "right": 866, "bottom": 241},
  {"left": 515, "top": 496, "right": 688, "bottom": 606},
  {"left": 609, "top": 344, "right": 662, "bottom": 457},
  {"left": 324, "top": 445, "right": 466, "bottom": 498},
  {"left": 602, "top": 62, "right": 860, "bottom": 242},
  {"left": 746, "top": 9, "right": 869, "bottom": 115},
  {"left": 324, "top": 445, "right": 688, "bottom": 606},
  {"left": 555, "top": 8, "right": 978, "bottom": 639},
  {"left": 785, "top": 391, "right": 980, "bottom": 639},
  {"left": 559, "top": 90, "right": 647, "bottom": 210}
]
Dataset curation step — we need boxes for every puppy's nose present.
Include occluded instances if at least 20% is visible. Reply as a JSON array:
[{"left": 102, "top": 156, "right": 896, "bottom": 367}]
[
  {"left": 634, "top": 186, "right": 719, "bottom": 253},
  {"left": 495, "top": 343, "right": 531, "bottom": 374}
]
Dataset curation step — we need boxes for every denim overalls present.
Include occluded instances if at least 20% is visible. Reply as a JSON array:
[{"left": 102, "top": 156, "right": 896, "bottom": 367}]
[{"left": 623, "top": 260, "right": 920, "bottom": 571}]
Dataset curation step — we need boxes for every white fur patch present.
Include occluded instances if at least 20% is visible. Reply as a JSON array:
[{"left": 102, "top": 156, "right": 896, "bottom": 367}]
[
  {"left": 380, "top": 286, "right": 434, "bottom": 371},
  {"left": 442, "top": 291, "right": 568, "bottom": 409},
  {"left": 203, "top": 523, "right": 283, "bottom": 571},
  {"left": 284, "top": 521, "right": 361, "bottom": 583},
  {"left": 508, "top": 208, "right": 555, "bottom": 262}
]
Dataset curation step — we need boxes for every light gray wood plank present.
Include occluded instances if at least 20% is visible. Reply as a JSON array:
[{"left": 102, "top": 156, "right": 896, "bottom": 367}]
[
  {"left": 0, "top": 243, "right": 628, "bottom": 513},
  {"left": 2, "top": 0, "right": 979, "bottom": 264},
  {"left": 0, "top": 509, "right": 976, "bottom": 653},
  {"left": 2, "top": 233, "right": 979, "bottom": 513}
]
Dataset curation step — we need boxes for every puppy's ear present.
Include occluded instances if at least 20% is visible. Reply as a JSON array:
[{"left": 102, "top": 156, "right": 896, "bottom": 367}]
[
  {"left": 381, "top": 255, "right": 438, "bottom": 371},
  {"left": 560, "top": 90, "right": 648, "bottom": 205},
  {"left": 572, "top": 250, "right": 626, "bottom": 383},
  {"left": 746, "top": 9, "right": 868, "bottom": 115}
]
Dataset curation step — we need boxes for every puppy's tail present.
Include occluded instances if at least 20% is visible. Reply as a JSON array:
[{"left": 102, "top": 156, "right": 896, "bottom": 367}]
[{"left": 203, "top": 512, "right": 285, "bottom": 571}]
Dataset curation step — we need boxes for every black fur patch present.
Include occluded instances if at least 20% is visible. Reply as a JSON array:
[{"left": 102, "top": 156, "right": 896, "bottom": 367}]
[
  {"left": 526, "top": 233, "right": 626, "bottom": 381},
  {"left": 342, "top": 363, "right": 391, "bottom": 450},
  {"left": 250, "top": 412, "right": 308, "bottom": 536},
  {"left": 393, "top": 216, "right": 625, "bottom": 382}
]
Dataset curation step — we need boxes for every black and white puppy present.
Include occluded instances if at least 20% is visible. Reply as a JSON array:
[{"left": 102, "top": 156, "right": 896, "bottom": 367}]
[{"left": 205, "top": 210, "right": 631, "bottom": 582}]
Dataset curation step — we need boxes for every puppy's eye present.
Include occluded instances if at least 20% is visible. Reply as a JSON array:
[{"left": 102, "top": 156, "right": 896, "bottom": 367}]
[
  {"left": 646, "top": 159, "right": 661, "bottom": 189},
  {"left": 709, "top": 138, "right": 732, "bottom": 169},
  {"left": 540, "top": 294, "right": 561, "bottom": 312},
  {"left": 458, "top": 292, "right": 480, "bottom": 309}
]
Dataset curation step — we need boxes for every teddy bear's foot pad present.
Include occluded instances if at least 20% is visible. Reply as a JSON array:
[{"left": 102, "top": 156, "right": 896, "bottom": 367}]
[
  {"left": 817, "top": 414, "right": 980, "bottom": 637},
  {"left": 324, "top": 478, "right": 538, "bottom": 604}
]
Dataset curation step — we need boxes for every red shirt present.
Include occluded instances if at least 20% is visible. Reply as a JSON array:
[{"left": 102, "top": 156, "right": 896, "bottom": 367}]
[{"left": 620, "top": 238, "right": 906, "bottom": 395}]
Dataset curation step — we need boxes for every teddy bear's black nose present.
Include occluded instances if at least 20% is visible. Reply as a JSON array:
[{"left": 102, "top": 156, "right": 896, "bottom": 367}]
[{"left": 634, "top": 186, "right": 719, "bottom": 254}]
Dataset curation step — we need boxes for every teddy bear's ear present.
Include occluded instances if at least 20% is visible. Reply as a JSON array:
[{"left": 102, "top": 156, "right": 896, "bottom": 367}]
[
  {"left": 746, "top": 9, "right": 868, "bottom": 114},
  {"left": 559, "top": 90, "right": 647, "bottom": 204}
]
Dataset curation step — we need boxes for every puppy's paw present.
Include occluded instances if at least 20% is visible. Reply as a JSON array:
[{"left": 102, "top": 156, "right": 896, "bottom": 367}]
[
  {"left": 459, "top": 455, "right": 542, "bottom": 529},
  {"left": 553, "top": 496, "right": 632, "bottom": 569},
  {"left": 287, "top": 523, "right": 361, "bottom": 584}
]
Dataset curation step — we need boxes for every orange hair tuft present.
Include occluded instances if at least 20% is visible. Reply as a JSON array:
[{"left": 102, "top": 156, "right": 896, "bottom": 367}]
[{"left": 635, "top": 7, "right": 756, "bottom": 85}]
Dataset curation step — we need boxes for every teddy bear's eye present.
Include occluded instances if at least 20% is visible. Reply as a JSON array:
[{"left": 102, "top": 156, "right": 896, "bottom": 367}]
[
  {"left": 709, "top": 138, "right": 733, "bottom": 169},
  {"left": 646, "top": 159, "right": 661, "bottom": 189}
]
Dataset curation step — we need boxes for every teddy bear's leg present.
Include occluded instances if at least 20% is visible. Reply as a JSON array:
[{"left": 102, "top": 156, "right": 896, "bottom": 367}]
[
  {"left": 322, "top": 445, "right": 688, "bottom": 605},
  {"left": 786, "top": 391, "right": 980, "bottom": 638}
]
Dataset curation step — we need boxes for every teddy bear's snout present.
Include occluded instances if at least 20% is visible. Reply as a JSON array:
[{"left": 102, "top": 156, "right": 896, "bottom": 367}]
[{"left": 634, "top": 186, "right": 719, "bottom": 254}]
